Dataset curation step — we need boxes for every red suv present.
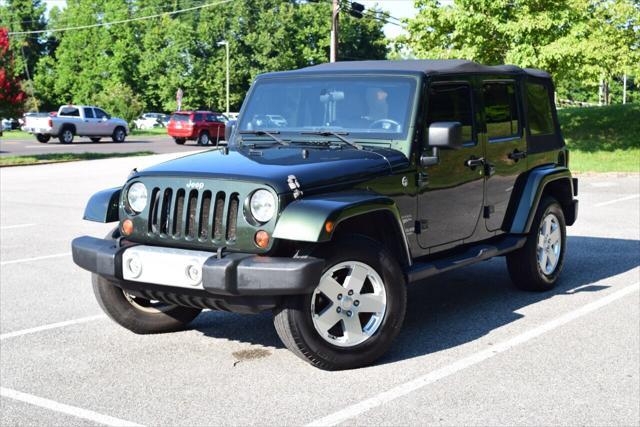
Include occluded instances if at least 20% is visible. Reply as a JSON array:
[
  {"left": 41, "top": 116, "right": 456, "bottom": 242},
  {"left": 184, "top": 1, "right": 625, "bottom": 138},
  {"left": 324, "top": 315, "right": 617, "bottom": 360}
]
[{"left": 167, "top": 111, "right": 227, "bottom": 145}]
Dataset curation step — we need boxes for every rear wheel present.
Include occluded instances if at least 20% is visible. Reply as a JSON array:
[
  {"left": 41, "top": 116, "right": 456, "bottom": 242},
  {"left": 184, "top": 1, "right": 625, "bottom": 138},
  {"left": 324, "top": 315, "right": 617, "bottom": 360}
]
[
  {"left": 197, "top": 131, "right": 210, "bottom": 145},
  {"left": 174, "top": 137, "right": 186, "bottom": 145},
  {"left": 36, "top": 134, "right": 50, "bottom": 143},
  {"left": 90, "top": 137, "right": 101, "bottom": 143},
  {"left": 273, "top": 235, "right": 407, "bottom": 370},
  {"left": 112, "top": 126, "right": 126, "bottom": 142},
  {"left": 58, "top": 127, "right": 74, "bottom": 144},
  {"left": 507, "top": 196, "right": 567, "bottom": 291}
]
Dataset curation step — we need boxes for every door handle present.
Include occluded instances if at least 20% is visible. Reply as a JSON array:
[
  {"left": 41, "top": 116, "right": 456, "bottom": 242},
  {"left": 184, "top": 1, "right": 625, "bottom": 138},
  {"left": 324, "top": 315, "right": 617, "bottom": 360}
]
[
  {"left": 508, "top": 149, "right": 527, "bottom": 161},
  {"left": 465, "top": 156, "right": 485, "bottom": 170}
]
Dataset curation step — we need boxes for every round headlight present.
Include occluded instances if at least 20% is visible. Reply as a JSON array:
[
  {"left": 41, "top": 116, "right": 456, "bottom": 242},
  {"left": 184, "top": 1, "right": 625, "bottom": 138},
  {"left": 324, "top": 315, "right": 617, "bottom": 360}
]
[
  {"left": 250, "top": 189, "right": 276, "bottom": 223},
  {"left": 127, "top": 182, "right": 147, "bottom": 213}
]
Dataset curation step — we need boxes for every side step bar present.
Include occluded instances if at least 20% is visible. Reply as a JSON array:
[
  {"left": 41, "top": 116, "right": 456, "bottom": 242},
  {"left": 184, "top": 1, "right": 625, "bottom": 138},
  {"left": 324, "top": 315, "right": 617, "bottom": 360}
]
[{"left": 406, "top": 235, "right": 527, "bottom": 284}]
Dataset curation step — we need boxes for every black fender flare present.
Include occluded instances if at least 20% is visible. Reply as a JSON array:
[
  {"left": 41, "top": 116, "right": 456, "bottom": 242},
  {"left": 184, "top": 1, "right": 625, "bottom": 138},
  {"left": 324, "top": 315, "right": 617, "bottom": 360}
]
[{"left": 83, "top": 187, "right": 121, "bottom": 223}]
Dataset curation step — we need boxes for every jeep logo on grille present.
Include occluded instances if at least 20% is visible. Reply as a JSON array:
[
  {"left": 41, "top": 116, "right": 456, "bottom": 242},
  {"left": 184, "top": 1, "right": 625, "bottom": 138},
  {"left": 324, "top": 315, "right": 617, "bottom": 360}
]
[{"left": 186, "top": 180, "right": 205, "bottom": 190}]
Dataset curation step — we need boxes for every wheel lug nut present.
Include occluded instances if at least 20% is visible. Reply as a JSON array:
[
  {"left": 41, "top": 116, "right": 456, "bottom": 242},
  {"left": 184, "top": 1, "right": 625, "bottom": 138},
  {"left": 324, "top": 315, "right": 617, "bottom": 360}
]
[
  {"left": 337, "top": 294, "right": 342, "bottom": 300},
  {"left": 354, "top": 300, "right": 359, "bottom": 306},
  {"left": 348, "top": 290, "right": 354, "bottom": 296},
  {"left": 346, "top": 310, "right": 352, "bottom": 317},
  {"left": 336, "top": 307, "right": 342, "bottom": 313}
]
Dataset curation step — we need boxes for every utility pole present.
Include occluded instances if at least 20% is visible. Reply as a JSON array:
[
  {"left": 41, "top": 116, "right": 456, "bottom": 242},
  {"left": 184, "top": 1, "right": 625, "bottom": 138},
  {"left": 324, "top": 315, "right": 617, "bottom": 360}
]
[
  {"left": 330, "top": 0, "right": 339, "bottom": 62},
  {"left": 217, "top": 40, "right": 230, "bottom": 115}
]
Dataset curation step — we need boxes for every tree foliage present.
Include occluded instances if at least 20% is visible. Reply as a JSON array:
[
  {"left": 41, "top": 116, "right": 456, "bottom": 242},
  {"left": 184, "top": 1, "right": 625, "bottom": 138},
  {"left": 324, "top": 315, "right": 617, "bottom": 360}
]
[
  {"left": 398, "top": 0, "right": 639, "bottom": 102},
  {"left": 2, "top": 0, "right": 387, "bottom": 117}
]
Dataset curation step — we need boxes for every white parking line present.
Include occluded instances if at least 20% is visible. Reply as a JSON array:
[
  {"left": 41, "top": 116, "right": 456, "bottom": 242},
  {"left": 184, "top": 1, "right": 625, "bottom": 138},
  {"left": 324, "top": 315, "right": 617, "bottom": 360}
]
[
  {"left": 0, "top": 252, "right": 71, "bottom": 266},
  {"left": 0, "top": 223, "right": 36, "bottom": 230},
  {"left": 0, "top": 315, "right": 106, "bottom": 341},
  {"left": 0, "top": 387, "right": 143, "bottom": 426},
  {"left": 306, "top": 282, "right": 640, "bottom": 426},
  {"left": 594, "top": 194, "right": 640, "bottom": 207}
]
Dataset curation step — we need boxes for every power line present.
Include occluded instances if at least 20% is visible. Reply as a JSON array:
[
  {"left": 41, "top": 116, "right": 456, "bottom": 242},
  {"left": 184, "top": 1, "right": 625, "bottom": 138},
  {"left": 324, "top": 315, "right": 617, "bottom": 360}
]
[{"left": 7, "top": 0, "right": 235, "bottom": 36}]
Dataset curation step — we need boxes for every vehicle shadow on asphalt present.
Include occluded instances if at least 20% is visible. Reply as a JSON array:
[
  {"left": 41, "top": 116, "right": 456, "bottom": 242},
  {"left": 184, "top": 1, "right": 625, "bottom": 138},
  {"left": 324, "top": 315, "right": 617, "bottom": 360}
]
[{"left": 189, "top": 236, "right": 640, "bottom": 361}]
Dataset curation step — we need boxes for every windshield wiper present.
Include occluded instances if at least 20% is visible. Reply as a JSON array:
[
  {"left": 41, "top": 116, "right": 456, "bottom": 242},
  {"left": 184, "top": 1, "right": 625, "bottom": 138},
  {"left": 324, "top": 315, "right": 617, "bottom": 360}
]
[
  {"left": 239, "top": 130, "right": 289, "bottom": 146},
  {"left": 301, "top": 131, "right": 363, "bottom": 150}
]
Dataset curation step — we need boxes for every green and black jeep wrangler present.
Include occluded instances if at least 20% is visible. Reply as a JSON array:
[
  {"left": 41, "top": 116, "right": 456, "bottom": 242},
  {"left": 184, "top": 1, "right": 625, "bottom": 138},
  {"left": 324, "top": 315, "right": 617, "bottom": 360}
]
[{"left": 72, "top": 60, "right": 578, "bottom": 370}]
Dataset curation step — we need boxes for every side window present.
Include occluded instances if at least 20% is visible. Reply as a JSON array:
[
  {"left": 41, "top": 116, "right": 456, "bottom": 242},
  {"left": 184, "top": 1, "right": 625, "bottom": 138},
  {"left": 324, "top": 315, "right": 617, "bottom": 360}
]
[
  {"left": 426, "top": 83, "right": 474, "bottom": 144},
  {"left": 60, "top": 107, "right": 79, "bottom": 117},
  {"left": 194, "top": 113, "right": 203, "bottom": 122},
  {"left": 206, "top": 114, "right": 217, "bottom": 122},
  {"left": 526, "top": 82, "right": 554, "bottom": 135},
  {"left": 483, "top": 82, "right": 519, "bottom": 140},
  {"left": 94, "top": 109, "right": 108, "bottom": 119},
  {"left": 83, "top": 107, "right": 95, "bottom": 119}
]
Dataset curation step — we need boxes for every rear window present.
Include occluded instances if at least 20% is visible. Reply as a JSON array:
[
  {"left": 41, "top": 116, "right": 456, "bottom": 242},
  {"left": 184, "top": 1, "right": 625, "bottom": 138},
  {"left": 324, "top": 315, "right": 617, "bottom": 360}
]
[
  {"left": 59, "top": 107, "right": 80, "bottom": 117},
  {"left": 526, "top": 83, "right": 554, "bottom": 136},
  {"left": 171, "top": 114, "right": 190, "bottom": 122}
]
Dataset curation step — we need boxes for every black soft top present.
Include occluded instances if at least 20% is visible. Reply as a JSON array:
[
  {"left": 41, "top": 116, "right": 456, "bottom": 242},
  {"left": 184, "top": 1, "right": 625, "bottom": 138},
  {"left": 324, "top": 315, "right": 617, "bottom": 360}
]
[{"left": 263, "top": 59, "right": 550, "bottom": 79}]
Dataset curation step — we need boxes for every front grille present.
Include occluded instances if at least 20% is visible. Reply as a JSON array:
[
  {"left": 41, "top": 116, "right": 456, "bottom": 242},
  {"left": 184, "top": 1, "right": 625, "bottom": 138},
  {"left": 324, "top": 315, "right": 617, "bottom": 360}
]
[{"left": 147, "top": 186, "right": 239, "bottom": 243}]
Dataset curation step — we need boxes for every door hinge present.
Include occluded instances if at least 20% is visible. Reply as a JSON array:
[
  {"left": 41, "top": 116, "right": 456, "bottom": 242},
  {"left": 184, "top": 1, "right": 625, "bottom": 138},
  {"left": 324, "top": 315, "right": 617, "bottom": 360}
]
[
  {"left": 483, "top": 205, "right": 495, "bottom": 218},
  {"left": 415, "top": 220, "right": 428, "bottom": 234}
]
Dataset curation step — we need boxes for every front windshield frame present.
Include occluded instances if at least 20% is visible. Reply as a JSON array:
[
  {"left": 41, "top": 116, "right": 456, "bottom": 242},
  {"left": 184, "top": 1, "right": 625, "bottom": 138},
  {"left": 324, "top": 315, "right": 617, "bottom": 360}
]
[{"left": 236, "top": 73, "right": 422, "bottom": 156}]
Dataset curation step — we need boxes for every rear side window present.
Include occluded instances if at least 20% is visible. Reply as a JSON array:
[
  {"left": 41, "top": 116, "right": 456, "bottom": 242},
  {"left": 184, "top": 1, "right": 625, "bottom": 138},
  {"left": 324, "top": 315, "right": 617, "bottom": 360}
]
[
  {"left": 171, "top": 114, "right": 189, "bottom": 122},
  {"left": 59, "top": 107, "right": 79, "bottom": 117},
  {"left": 483, "top": 82, "right": 519, "bottom": 140},
  {"left": 84, "top": 108, "right": 95, "bottom": 119},
  {"left": 193, "top": 113, "right": 203, "bottom": 122},
  {"left": 526, "top": 83, "right": 554, "bottom": 135},
  {"left": 426, "top": 83, "right": 474, "bottom": 143}
]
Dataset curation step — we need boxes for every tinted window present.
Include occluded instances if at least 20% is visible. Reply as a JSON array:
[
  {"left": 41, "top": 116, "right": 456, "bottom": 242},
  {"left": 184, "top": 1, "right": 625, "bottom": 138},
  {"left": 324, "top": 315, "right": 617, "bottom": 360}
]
[
  {"left": 194, "top": 113, "right": 203, "bottom": 122},
  {"left": 171, "top": 114, "right": 189, "bottom": 122},
  {"left": 59, "top": 107, "right": 80, "bottom": 117},
  {"left": 483, "top": 82, "right": 519, "bottom": 140},
  {"left": 83, "top": 108, "right": 95, "bottom": 119},
  {"left": 94, "top": 109, "right": 108, "bottom": 119},
  {"left": 526, "top": 83, "right": 554, "bottom": 135},
  {"left": 426, "top": 83, "right": 474, "bottom": 143}
]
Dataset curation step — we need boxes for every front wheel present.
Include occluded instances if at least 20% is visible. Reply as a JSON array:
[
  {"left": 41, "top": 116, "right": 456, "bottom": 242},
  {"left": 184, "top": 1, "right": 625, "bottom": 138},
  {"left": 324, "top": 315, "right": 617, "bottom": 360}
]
[
  {"left": 197, "top": 131, "right": 210, "bottom": 145},
  {"left": 273, "top": 236, "right": 407, "bottom": 370},
  {"left": 92, "top": 275, "right": 202, "bottom": 334},
  {"left": 507, "top": 196, "right": 567, "bottom": 291},
  {"left": 111, "top": 127, "right": 126, "bottom": 143}
]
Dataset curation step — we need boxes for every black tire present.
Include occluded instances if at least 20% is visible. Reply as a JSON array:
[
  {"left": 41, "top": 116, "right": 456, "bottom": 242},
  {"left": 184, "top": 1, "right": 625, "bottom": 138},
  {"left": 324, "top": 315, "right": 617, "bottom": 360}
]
[
  {"left": 507, "top": 196, "right": 567, "bottom": 291},
  {"left": 174, "top": 137, "right": 186, "bottom": 145},
  {"left": 91, "top": 228, "right": 202, "bottom": 334},
  {"left": 197, "top": 131, "right": 210, "bottom": 145},
  {"left": 36, "top": 134, "right": 50, "bottom": 143},
  {"left": 112, "top": 126, "right": 126, "bottom": 143},
  {"left": 90, "top": 137, "right": 101, "bottom": 143},
  {"left": 58, "top": 127, "right": 74, "bottom": 144},
  {"left": 273, "top": 235, "right": 407, "bottom": 370}
]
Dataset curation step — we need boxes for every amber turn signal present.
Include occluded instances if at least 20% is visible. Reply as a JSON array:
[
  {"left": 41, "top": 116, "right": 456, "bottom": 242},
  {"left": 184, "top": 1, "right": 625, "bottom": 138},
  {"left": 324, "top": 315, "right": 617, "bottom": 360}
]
[
  {"left": 325, "top": 220, "right": 334, "bottom": 234},
  {"left": 121, "top": 219, "right": 134, "bottom": 236},
  {"left": 255, "top": 230, "right": 270, "bottom": 248}
]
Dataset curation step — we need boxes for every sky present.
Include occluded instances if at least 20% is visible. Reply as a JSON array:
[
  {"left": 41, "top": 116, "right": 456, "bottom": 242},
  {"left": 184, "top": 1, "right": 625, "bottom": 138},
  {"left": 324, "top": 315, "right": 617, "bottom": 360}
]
[{"left": 42, "top": 0, "right": 419, "bottom": 40}]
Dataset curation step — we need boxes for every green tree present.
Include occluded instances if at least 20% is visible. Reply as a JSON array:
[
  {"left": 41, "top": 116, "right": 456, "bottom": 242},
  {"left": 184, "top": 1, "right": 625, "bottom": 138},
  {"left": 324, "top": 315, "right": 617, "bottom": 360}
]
[{"left": 93, "top": 81, "right": 144, "bottom": 123}]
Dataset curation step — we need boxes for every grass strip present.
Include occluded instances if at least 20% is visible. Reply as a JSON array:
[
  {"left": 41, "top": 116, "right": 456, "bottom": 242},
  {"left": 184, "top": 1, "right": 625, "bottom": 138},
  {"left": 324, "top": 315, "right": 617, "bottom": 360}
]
[{"left": 0, "top": 151, "right": 154, "bottom": 167}]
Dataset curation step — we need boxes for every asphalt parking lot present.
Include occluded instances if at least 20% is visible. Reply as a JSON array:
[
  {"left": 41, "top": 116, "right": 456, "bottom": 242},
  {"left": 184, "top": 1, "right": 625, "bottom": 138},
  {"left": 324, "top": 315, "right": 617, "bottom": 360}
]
[
  {"left": 1, "top": 155, "right": 639, "bottom": 426},
  {"left": 0, "top": 134, "right": 212, "bottom": 157}
]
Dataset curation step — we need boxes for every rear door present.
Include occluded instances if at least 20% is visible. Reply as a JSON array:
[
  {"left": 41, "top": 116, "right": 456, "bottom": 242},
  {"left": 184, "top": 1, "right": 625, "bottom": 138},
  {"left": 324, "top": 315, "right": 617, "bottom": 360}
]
[
  {"left": 417, "top": 80, "right": 485, "bottom": 250},
  {"left": 481, "top": 80, "right": 527, "bottom": 231},
  {"left": 82, "top": 107, "right": 99, "bottom": 136}
]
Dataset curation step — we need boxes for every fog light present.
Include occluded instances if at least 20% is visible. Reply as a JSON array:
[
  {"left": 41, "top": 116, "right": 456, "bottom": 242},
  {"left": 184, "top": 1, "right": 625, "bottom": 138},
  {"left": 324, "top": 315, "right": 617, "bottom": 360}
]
[
  {"left": 185, "top": 263, "right": 202, "bottom": 285},
  {"left": 125, "top": 254, "right": 142, "bottom": 278},
  {"left": 255, "top": 230, "right": 270, "bottom": 248},
  {"left": 122, "top": 219, "right": 133, "bottom": 236}
]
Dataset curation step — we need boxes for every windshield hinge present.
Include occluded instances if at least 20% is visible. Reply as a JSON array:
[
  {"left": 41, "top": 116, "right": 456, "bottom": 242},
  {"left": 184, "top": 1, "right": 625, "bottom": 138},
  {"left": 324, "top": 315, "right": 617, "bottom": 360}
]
[{"left": 287, "top": 175, "right": 304, "bottom": 199}]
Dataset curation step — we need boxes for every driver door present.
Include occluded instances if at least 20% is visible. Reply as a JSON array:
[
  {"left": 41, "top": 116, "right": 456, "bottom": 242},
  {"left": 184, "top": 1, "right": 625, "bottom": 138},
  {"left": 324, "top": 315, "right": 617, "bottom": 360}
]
[{"left": 417, "top": 81, "right": 485, "bottom": 251}]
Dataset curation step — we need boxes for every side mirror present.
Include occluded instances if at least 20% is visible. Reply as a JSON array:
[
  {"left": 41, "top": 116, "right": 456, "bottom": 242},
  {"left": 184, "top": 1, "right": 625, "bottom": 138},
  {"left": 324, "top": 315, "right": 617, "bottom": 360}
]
[
  {"left": 224, "top": 119, "right": 237, "bottom": 143},
  {"left": 428, "top": 121, "right": 463, "bottom": 150}
]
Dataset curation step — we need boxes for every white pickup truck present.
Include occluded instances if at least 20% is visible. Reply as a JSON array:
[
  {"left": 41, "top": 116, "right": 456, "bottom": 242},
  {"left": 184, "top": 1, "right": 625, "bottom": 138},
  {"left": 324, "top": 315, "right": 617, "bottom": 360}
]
[{"left": 23, "top": 105, "right": 129, "bottom": 144}]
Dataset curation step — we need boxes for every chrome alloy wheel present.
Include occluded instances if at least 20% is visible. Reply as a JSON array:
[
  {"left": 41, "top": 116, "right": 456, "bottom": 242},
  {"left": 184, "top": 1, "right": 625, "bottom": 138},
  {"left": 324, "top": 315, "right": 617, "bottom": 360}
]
[
  {"left": 537, "top": 212, "right": 562, "bottom": 275},
  {"left": 62, "top": 129, "right": 73, "bottom": 143},
  {"left": 310, "top": 261, "right": 387, "bottom": 347},
  {"left": 122, "top": 290, "right": 175, "bottom": 314}
]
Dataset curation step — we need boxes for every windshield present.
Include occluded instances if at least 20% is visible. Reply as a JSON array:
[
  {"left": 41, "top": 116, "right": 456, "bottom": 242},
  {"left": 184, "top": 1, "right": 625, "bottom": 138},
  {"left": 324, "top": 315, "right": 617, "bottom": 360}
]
[{"left": 238, "top": 75, "right": 419, "bottom": 151}]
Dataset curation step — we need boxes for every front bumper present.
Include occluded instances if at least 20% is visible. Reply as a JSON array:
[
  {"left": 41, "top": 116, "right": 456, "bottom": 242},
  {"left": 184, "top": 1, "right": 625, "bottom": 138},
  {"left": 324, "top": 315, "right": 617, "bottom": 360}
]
[{"left": 71, "top": 236, "right": 324, "bottom": 297}]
